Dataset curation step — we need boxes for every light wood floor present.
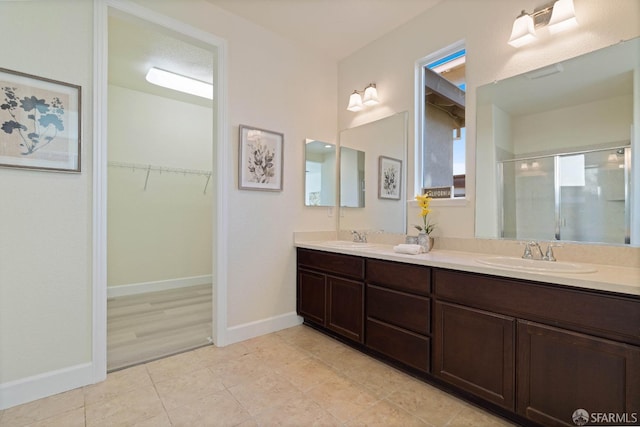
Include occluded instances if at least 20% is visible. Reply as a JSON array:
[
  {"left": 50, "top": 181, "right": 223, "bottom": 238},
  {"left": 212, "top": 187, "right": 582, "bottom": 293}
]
[{"left": 107, "top": 284, "right": 212, "bottom": 372}]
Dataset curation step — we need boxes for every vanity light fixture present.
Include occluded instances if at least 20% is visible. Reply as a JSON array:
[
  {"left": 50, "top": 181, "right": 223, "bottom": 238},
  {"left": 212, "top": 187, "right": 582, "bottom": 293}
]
[
  {"left": 347, "top": 83, "right": 379, "bottom": 112},
  {"left": 145, "top": 67, "right": 213, "bottom": 100},
  {"left": 508, "top": 0, "right": 577, "bottom": 48}
]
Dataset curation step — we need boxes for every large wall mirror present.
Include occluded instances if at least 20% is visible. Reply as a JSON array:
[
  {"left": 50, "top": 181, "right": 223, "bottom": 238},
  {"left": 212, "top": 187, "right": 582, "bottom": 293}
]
[
  {"left": 304, "top": 139, "right": 336, "bottom": 207},
  {"left": 476, "top": 37, "right": 639, "bottom": 246},
  {"left": 339, "top": 112, "right": 408, "bottom": 233}
]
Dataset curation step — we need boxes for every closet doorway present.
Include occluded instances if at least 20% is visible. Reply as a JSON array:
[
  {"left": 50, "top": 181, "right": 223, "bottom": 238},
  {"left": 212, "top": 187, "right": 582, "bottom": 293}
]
[{"left": 105, "top": 9, "right": 217, "bottom": 371}]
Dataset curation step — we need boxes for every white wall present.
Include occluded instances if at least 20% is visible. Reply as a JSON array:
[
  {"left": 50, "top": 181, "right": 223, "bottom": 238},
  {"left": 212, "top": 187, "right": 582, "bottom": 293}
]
[
  {"left": 337, "top": 0, "right": 640, "bottom": 239},
  {"left": 0, "top": 0, "right": 93, "bottom": 392},
  {"left": 0, "top": 0, "right": 337, "bottom": 409},
  {"left": 107, "top": 85, "right": 213, "bottom": 286}
]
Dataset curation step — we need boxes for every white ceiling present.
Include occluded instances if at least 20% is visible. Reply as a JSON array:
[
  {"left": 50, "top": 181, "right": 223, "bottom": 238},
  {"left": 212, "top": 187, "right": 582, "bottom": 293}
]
[{"left": 205, "top": 0, "right": 443, "bottom": 60}]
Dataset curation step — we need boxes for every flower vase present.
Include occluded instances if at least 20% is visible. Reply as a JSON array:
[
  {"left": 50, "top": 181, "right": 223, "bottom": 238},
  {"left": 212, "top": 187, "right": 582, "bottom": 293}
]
[{"left": 417, "top": 233, "right": 432, "bottom": 253}]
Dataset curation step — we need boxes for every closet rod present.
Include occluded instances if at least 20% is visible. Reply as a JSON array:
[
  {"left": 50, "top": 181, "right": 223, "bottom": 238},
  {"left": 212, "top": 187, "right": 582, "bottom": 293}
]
[{"left": 107, "top": 161, "right": 212, "bottom": 177}]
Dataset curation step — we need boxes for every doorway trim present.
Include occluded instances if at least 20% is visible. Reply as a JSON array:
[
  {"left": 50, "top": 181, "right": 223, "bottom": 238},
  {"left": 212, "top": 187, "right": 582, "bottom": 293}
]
[{"left": 92, "top": 0, "right": 229, "bottom": 382}]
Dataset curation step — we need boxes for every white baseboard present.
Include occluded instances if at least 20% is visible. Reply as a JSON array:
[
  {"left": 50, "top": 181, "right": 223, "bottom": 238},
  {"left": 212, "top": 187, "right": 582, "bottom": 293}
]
[
  {"left": 107, "top": 275, "right": 212, "bottom": 298},
  {"left": 0, "top": 362, "right": 95, "bottom": 410},
  {"left": 225, "top": 311, "right": 303, "bottom": 345}
]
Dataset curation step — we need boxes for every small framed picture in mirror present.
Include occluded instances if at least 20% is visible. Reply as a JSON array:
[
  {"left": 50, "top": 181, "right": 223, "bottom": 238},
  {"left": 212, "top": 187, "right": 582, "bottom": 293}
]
[{"left": 378, "top": 156, "right": 401, "bottom": 200}]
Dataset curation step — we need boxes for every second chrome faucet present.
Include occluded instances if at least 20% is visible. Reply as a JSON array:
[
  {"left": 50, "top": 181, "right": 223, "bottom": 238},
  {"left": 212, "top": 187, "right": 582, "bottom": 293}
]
[{"left": 522, "top": 241, "right": 561, "bottom": 261}]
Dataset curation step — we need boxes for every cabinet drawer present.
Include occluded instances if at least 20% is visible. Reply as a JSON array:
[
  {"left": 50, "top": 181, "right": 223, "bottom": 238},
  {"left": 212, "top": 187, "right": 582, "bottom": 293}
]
[
  {"left": 433, "top": 268, "right": 640, "bottom": 345},
  {"left": 297, "top": 248, "right": 364, "bottom": 279},
  {"left": 366, "top": 259, "right": 430, "bottom": 295},
  {"left": 367, "top": 284, "right": 430, "bottom": 335},
  {"left": 366, "top": 318, "right": 430, "bottom": 373}
]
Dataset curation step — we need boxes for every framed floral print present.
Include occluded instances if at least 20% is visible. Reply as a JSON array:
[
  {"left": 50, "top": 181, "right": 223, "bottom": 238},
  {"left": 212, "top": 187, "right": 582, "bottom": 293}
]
[
  {"left": 238, "top": 124, "right": 284, "bottom": 191},
  {"left": 378, "top": 155, "right": 401, "bottom": 200},
  {"left": 0, "top": 67, "right": 81, "bottom": 172}
]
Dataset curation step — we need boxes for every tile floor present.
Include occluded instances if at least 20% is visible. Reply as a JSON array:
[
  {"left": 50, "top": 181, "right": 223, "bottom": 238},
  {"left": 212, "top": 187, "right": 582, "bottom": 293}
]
[{"left": 0, "top": 325, "right": 514, "bottom": 427}]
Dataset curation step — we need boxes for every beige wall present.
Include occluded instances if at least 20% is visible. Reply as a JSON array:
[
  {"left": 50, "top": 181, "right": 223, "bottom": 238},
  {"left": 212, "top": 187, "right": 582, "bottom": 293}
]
[
  {"left": 107, "top": 85, "right": 213, "bottom": 286},
  {"left": 0, "top": 0, "right": 337, "bottom": 407},
  {"left": 337, "top": 0, "right": 640, "bottom": 239},
  {"left": 0, "top": 0, "right": 94, "bottom": 385}
]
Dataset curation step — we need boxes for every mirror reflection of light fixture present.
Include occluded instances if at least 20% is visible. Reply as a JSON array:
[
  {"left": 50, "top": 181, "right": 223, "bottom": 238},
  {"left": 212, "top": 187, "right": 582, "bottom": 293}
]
[
  {"left": 508, "top": 0, "right": 577, "bottom": 48},
  {"left": 548, "top": 0, "right": 578, "bottom": 34},
  {"left": 347, "top": 83, "right": 379, "bottom": 111},
  {"left": 146, "top": 67, "right": 214, "bottom": 100}
]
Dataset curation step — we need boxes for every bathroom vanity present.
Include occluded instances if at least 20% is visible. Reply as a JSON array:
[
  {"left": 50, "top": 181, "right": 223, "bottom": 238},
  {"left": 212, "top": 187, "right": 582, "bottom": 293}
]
[{"left": 296, "top": 243, "right": 640, "bottom": 427}]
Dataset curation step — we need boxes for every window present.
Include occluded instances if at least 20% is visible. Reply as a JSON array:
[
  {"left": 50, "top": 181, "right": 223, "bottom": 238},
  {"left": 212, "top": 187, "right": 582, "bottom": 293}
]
[{"left": 417, "top": 43, "right": 466, "bottom": 198}]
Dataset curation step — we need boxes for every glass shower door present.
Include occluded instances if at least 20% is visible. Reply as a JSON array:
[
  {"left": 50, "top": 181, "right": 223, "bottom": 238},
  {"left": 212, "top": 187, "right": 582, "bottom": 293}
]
[{"left": 557, "top": 148, "right": 629, "bottom": 244}]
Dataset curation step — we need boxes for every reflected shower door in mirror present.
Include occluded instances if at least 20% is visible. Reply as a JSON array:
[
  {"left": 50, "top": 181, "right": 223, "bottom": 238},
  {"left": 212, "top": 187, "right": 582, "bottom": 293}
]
[
  {"left": 304, "top": 139, "right": 336, "bottom": 207},
  {"left": 339, "top": 112, "right": 408, "bottom": 234},
  {"left": 340, "top": 147, "right": 365, "bottom": 208},
  {"left": 476, "top": 37, "right": 639, "bottom": 246},
  {"left": 500, "top": 146, "right": 631, "bottom": 244}
]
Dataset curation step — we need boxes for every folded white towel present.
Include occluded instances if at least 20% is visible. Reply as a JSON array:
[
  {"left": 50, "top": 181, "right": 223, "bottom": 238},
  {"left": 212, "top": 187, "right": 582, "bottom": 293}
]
[{"left": 393, "top": 244, "right": 424, "bottom": 255}]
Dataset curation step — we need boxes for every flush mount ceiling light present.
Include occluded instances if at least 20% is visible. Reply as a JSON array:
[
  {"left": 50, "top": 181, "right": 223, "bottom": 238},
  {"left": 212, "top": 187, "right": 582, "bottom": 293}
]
[
  {"left": 145, "top": 67, "right": 213, "bottom": 100},
  {"left": 347, "top": 83, "right": 379, "bottom": 112},
  {"left": 508, "top": 0, "right": 577, "bottom": 48}
]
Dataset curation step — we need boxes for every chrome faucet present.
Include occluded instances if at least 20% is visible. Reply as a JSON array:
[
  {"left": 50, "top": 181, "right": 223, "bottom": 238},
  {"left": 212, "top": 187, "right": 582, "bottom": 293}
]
[
  {"left": 351, "top": 230, "right": 368, "bottom": 243},
  {"left": 522, "top": 240, "right": 561, "bottom": 261},
  {"left": 522, "top": 241, "right": 544, "bottom": 260},
  {"left": 543, "top": 243, "right": 562, "bottom": 261}
]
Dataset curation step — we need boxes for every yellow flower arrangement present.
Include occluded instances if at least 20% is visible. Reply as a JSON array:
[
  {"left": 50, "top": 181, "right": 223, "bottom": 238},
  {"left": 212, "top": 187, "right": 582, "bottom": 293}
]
[{"left": 414, "top": 194, "right": 436, "bottom": 235}]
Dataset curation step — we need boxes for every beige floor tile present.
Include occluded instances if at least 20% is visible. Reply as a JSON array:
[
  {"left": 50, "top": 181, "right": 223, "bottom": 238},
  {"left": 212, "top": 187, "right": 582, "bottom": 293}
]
[
  {"left": 84, "top": 364, "right": 152, "bottom": 405},
  {"left": 342, "top": 356, "right": 413, "bottom": 399},
  {"left": 254, "top": 340, "right": 311, "bottom": 371},
  {"left": 21, "top": 407, "right": 85, "bottom": 427},
  {"left": 85, "top": 384, "right": 164, "bottom": 427},
  {"left": 305, "top": 375, "right": 379, "bottom": 423},
  {"left": 386, "top": 379, "right": 466, "bottom": 426},
  {"left": 277, "top": 357, "right": 344, "bottom": 392},
  {"left": 0, "top": 388, "right": 84, "bottom": 427},
  {"left": 154, "top": 367, "right": 225, "bottom": 410},
  {"left": 194, "top": 341, "right": 250, "bottom": 366},
  {"left": 312, "top": 342, "right": 369, "bottom": 373},
  {"left": 446, "top": 404, "right": 515, "bottom": 427},
  {"left": 166, "top": 389, "right": 251, "bottom": 427},
  {"left": 131, "top": 412, "right": 172, "bottom": 427},
  {"left": 144, "top": 349, "right": 208, "bottom": 384},
  {"left": 228, "top": 372, "right": 301, "bottom": 416},
  {"left": 346, "top": 399, "right": 430, "bottom": 427},
  {"left": 209, "top": 352, "right": 272, "bottom": 388},
  {"left": 241, "top": 332, "right": 289, "bottom": 352},
  {"left": 253, "top": 394, "right": 340, "bottom": 426}
]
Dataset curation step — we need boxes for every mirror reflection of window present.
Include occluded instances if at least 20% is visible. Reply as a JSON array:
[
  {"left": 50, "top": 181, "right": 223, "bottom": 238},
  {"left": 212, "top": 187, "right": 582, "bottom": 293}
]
[
  {"left": 340, "top": 146, "right": 365, "bottom": 208},
  {"left": 304, "top": 139, "right": 336, "bottom": 207},
  {"left": 420, "top": 45, "right": 466, "bottom": 198}
]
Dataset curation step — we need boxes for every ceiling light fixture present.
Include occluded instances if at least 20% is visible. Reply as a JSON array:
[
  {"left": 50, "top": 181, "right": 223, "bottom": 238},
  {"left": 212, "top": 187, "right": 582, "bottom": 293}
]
[
  {"left": 347, "top": 83, "right": 379, "bottom": 112},
  {"left": 145, "top": 67, "right": 213, "bottom": 100},
  {"left": 508, "top": 0, "right": 577, "bottom": 48}
]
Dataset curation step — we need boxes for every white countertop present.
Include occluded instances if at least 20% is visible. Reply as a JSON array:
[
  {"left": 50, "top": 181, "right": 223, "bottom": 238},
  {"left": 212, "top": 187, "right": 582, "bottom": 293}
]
[{"left": 296, "top": 241, "right": 640, "bottom": 297}]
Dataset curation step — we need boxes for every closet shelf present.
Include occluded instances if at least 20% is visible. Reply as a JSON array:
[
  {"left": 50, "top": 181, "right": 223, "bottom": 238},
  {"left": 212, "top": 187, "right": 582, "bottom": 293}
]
[
  {"left": 107, "top": 161, "right": 211, "bottom": 176},
  {"left": 108, "top": 161, "right": 212, "bottom": 193}
]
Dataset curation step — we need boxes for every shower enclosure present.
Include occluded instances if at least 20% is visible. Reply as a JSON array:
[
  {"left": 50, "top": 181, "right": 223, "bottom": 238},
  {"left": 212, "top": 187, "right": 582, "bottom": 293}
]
[{"left": 499, "top": 145, "right": 631, "bottom": 244}]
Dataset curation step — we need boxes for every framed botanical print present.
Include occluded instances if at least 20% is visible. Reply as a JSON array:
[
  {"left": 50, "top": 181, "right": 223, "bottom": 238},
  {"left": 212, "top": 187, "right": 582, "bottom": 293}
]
[
  {"left": 0, "top": 67, "right": 81, "bottom": 172},
  {"left": 238, "top": 124, "right": 283, "bottom": 191},
  {"left": 378, "top": 155, "right": 401, "bottom": 200}
]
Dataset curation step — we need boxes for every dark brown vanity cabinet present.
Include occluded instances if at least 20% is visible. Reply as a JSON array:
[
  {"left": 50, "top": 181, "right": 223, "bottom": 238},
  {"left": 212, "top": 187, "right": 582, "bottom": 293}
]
[
  {"left": 365, "top": 259, "right": 431, "bottom": 373},
  {"left": 296, "top": 249, "right": 640, "bottom": 427},
  {"left": 297, "top": 248, "right": 365, "bottom": 343},
  {"left": 433, "top": 268, "right": 640, "bottom": 426},
  {"left": 433, "top": 301, "right": 516, "bottom": 409}
]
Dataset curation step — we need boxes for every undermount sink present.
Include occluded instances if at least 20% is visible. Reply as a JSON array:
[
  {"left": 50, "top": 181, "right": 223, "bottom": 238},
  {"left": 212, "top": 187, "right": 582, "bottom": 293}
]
[
  {"left": 475, "top": 256, "right": 597, "bottom": 274},
  {"left": 321, "top": 240, "right": 377, "bottom": 249}
]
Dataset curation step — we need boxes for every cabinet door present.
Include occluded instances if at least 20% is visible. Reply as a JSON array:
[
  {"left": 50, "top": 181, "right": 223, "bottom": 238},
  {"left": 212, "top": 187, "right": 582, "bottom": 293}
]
[
  {"left": 327, "top": 275, "right": 364, "bottom": 343},
  {"left": 517, "top": 321, "right": 640, "bottom": 427},
  {"left": 297, "top": 269, "right": 326, "bottom": 325},
  {"left": 433, "top": 301, "right": 515, "bottom": 410}
]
